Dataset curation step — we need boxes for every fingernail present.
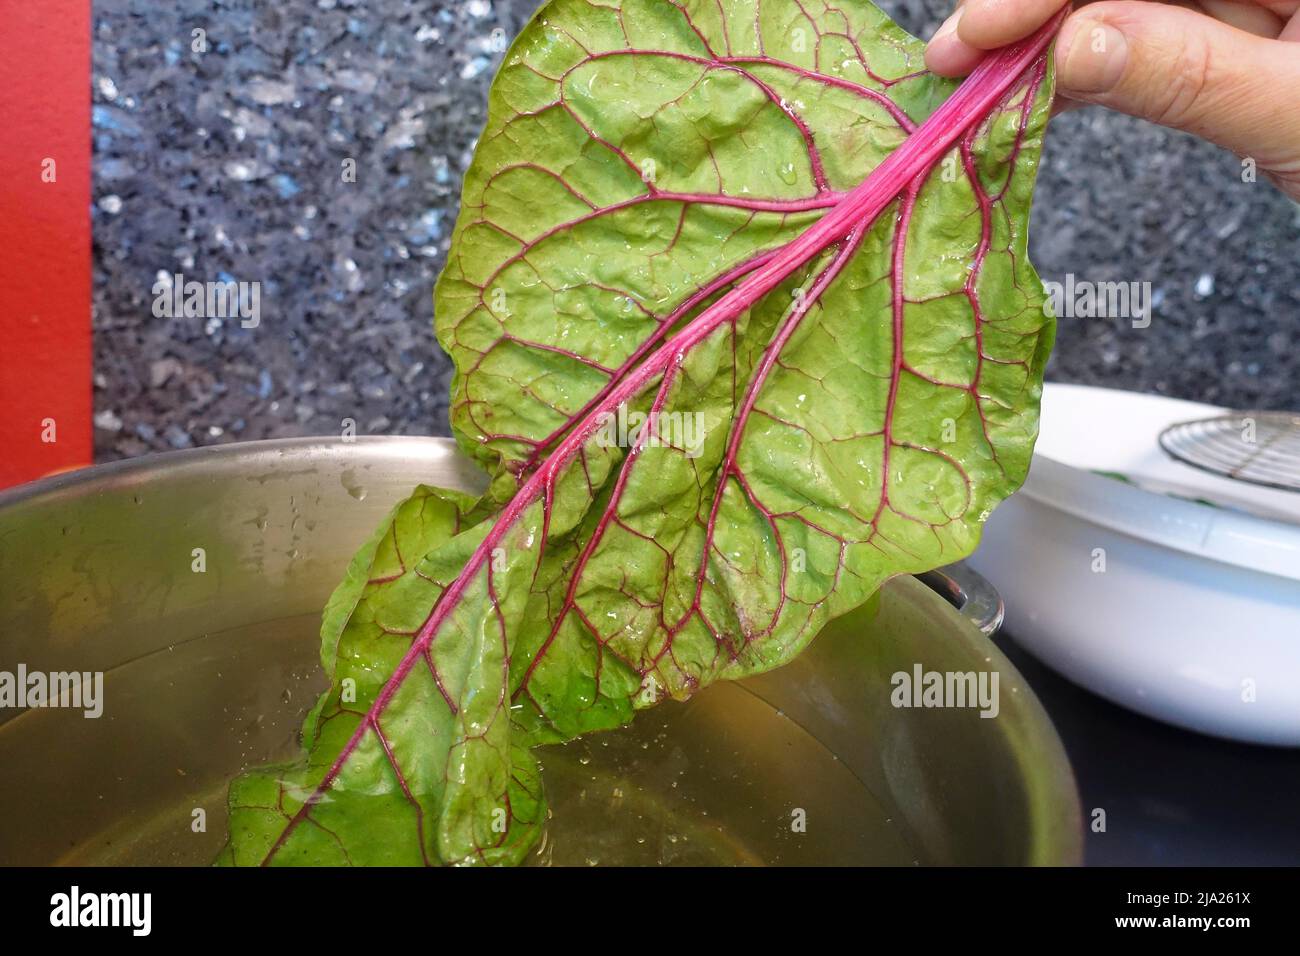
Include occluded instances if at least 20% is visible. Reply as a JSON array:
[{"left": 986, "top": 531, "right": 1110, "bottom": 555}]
[
  {"left": 1057, "top": 19, "right": 1129, "bottom": 94},
  {"left": 930, "top": 7, "right": 965, "bottom": 46}
]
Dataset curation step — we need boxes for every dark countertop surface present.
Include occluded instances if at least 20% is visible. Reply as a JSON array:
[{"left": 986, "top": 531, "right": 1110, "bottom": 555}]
[{"left": 994, "top": 629, "right": 1300, "bottom": 866}]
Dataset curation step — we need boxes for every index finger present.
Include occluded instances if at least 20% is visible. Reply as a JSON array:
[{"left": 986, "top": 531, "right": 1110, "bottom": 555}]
[{"left": 957, "top": 0, "right": 1074, "bottom": 49}]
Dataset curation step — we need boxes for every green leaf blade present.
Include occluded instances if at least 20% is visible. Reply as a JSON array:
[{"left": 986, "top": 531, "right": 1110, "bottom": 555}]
[{"left": 223, "top": 1, "right": 1063, "bottom": 867}]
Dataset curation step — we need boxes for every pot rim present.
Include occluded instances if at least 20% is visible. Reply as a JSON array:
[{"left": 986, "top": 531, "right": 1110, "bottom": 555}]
[{"left": 0, "top": 435, "right": 1083, "bottom": 866}]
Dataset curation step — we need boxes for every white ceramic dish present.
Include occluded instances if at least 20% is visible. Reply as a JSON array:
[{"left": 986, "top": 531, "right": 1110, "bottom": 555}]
[{"left": 969, "top": 383, "right": 1300, "bottom": 745}]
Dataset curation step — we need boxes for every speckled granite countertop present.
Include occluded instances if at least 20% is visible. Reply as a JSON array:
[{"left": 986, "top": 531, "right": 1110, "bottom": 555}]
[{"left": 91, "top": 0, "right": 1300, "bottom": 460}]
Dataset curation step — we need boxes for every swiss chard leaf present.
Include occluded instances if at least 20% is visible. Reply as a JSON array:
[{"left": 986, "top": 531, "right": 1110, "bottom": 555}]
[
  {"left": 222, "top": 0, "right": 1060, "bottom": 866},
  {"left": 220, "top": 485, "right": 545, "bottom": 865}
]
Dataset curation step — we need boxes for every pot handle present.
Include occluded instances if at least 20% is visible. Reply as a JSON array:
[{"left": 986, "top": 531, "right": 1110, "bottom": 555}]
[{"left": 916, "top": 562, "right": 1005, "bottom": 637}]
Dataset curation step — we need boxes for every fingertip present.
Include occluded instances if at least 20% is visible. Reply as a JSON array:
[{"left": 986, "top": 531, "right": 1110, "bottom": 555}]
[
  {"left": 957, "top": 0, "right": 1069, "bottom": 50},
  {"left": 925, "top": 9, "right": 987, "bottom": 76},
  {"left": 925, "top": 38, "right": 987, "bottom": 77},
  {"left": 1054, "top": 13, "right": 1130, "bottom": 96}
]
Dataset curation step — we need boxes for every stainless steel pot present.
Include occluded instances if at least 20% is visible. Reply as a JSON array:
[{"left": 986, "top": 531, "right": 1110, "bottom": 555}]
[{"left": 0, "top": 437, "right": 1081, "bottom": 865}]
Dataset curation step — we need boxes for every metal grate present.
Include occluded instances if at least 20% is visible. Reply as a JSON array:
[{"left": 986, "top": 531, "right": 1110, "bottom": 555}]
[{"left": 1159, "top": 412, "right": 1300, "bottom": 493}]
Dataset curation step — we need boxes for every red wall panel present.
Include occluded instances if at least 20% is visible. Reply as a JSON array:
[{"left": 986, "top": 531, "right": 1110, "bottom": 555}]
[{"left": 0, "top": 0, "right": 93, "bottom": 488}]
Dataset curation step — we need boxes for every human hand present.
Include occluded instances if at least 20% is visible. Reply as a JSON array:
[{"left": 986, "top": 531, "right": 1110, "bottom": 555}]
[{"left": 925, "top": 0, "right": 1300, "bottom": 199}]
